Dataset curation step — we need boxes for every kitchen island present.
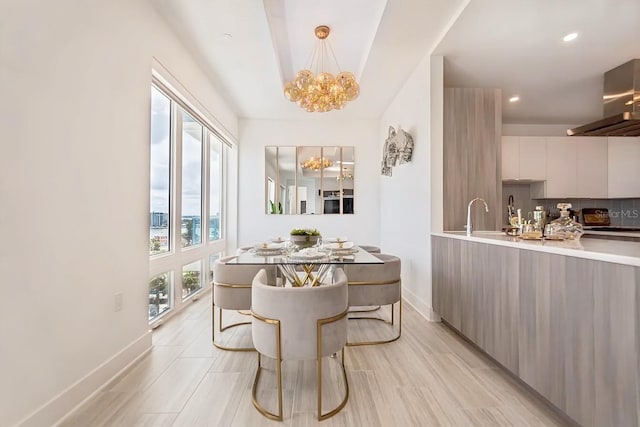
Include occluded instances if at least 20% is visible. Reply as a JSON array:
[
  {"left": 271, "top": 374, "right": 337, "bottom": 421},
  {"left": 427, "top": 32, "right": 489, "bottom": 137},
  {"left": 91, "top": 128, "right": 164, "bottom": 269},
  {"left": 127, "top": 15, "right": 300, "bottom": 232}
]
[{"left": 432, "top": 231, "right": 640, "bottom": 427}]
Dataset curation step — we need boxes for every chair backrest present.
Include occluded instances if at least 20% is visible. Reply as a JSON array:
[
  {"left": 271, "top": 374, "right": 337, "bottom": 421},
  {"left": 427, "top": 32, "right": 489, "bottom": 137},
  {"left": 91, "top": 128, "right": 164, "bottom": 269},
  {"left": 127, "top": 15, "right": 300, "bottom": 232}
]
[
  {"left": 343, "top": 254, "right": 401, "bottom": 306},
  {"left": 235, "top": 246, "right": 253, "bottom": 255},
  {"left": 213, "top": 256, "right": 276, "bottom": 310},
  {"left": 252, "top": 268, "right": 348, "bottom": 361},
  {"left": 359, "top": 245, "right": 381, "bottom": 253}
]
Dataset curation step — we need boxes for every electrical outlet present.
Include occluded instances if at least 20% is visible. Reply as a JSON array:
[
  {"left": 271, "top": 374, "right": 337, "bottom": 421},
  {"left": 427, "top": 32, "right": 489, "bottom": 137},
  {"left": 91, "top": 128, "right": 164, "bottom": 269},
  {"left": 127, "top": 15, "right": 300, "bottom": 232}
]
[{"left": 114, "top": 292, "right": 123, "bottom": 312}]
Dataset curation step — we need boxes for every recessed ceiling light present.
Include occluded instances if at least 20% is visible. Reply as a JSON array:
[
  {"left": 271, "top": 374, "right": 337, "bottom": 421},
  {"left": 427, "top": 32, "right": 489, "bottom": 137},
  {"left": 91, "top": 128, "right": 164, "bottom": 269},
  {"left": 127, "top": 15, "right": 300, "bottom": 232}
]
[
  {"left": 563, "top": 32, "right": 578, "bottom": 42},
  {"left": 509, "top": 96, "right": 520, "bottom": 103},
  {"left": 223, "top": 33, "right": 233, "bottom": 39}
]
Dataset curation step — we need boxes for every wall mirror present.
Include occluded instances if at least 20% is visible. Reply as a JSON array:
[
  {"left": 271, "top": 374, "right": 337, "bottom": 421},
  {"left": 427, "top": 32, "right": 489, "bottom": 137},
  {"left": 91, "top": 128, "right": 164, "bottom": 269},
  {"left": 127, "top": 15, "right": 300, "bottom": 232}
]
[{"left": 265, "top": 146, "right": 354, "bottom": 215}]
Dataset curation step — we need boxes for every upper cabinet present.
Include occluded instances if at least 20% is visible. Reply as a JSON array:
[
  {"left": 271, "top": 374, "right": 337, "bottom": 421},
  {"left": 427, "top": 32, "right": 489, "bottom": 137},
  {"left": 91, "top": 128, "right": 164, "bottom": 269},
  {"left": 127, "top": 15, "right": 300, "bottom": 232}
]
[
  {"left": 576, "top": 137, "right": 608, "bottom": 198},
  {"left": 504, "top": 136, "right": 638, "bottom": 199},
  {"left": 527, "top": 137, "right": 608, "bottom": 199},
  {"left": 501, "top": 136, "right": 546, "bottom": 181},
  {"left": 544, "top": 137, "right": 578, "bottom": 198},
  {"left": 608, "top": 137, "right": 640, "bottom": 198}
]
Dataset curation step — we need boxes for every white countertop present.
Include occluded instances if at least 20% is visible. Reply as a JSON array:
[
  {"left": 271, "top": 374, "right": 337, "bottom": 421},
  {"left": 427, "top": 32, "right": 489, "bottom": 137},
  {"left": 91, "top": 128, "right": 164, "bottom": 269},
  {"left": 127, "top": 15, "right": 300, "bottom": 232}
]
[
  {"left": 432, "top": 231, "right": 640, "bottom": 267},
  {"left": 583, "top": 229, "right": 640, "bottom": 238}
]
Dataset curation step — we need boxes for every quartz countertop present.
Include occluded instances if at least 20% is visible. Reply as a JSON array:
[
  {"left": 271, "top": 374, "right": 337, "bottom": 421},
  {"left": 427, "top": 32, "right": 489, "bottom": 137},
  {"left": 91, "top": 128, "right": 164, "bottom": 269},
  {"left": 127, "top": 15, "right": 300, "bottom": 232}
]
[
  {"left": 432, "top": 231, "right": 640, "bottom": 267},
  {"left": 583, "top": 229, "right": 640, "bottom": 238}
]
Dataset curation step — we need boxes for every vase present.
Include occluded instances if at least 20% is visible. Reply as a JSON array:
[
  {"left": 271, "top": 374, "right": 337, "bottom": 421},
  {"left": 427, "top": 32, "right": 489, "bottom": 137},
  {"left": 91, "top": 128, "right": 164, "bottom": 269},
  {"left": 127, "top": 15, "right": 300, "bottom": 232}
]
[{"left": 289, "top": 234, "right": 320, "bottom": 248}]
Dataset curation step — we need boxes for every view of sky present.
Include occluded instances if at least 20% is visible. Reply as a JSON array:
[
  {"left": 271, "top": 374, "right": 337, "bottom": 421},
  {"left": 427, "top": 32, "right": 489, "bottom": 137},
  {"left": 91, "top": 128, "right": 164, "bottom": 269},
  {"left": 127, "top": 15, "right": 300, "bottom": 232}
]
[{"left": 150, "top": 87, "right": 222, "bottom": 219}]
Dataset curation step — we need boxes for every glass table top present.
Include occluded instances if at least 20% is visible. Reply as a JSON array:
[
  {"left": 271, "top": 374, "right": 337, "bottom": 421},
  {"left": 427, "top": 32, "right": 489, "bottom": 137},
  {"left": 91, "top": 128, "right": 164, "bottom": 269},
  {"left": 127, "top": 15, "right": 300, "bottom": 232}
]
[{"left": 226, "top": 246, "right": 383, "bottom": 265}]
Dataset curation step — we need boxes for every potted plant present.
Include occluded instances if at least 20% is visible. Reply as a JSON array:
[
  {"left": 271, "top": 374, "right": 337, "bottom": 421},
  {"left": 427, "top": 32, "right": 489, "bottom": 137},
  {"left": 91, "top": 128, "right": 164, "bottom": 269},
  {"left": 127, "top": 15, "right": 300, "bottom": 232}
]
[{"left": 289, "top": 228, "right": 321, "bottom": 248}]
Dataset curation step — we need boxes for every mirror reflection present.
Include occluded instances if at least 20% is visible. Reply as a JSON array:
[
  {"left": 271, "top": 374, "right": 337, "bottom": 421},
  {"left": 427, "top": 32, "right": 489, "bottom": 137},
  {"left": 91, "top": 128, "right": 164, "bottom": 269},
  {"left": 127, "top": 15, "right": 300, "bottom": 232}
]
[{"left": 265, "top": 146, "right": 354, "bottom": 215}]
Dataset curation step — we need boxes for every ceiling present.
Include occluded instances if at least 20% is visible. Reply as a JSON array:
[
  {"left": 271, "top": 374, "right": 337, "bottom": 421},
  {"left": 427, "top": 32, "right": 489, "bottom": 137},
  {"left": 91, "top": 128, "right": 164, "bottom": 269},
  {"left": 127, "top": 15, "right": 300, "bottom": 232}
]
[{"left": 152, "top": 0, "right": 640, "bottom": 125}]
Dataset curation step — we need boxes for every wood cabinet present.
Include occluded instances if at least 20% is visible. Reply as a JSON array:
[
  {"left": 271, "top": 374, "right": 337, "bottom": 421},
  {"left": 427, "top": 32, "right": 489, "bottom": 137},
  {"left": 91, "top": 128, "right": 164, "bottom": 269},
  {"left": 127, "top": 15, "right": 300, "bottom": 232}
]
[
  {"left": 608, "top": 137, "right": 640, "bottom": 198},
  {"left": 431, "top": 235, "right": 640, "bottom": 427},
  {"left": 518, "top": 251, "right": 566, "bottom": 411},
  {"left": 501, "top": 136, "right": 546, "bottom": 181},
  {"left": 444, "top": 88, "right": 502, "bottom": 231}
]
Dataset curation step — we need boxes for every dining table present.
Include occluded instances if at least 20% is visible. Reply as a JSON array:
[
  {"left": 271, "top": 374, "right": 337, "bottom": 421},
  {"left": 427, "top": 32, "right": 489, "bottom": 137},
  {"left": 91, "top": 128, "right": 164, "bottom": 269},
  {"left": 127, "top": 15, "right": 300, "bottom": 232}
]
[{"left": 225, "top": 245, "right": 383, "bottom": 287}]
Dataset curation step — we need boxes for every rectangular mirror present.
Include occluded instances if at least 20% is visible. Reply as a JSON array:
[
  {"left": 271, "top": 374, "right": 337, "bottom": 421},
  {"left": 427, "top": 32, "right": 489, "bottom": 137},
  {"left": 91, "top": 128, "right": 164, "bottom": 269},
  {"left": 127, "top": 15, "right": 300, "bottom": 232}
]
[{"left": 265, "top": 146, "right": 354, "bottom": 215}]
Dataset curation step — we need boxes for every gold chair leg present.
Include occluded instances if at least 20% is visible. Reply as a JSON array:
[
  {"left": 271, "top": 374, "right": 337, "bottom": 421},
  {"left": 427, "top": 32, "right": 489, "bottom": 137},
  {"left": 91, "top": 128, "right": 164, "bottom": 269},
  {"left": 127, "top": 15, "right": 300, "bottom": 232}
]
[
  {"left": 212, "top": 305, "right": 254, "bottom": 352},
  {"left": 347, "top": 299, "right": 402, "bottom": 346},
  {"left": 317, "top": 310, "right": 349, "bottom": 420},
  {"left": 251, "top": 322, "right": 283, "bottom": 421},
  {"left": 251, "top": 353, "right": 283, "bottom": 421}
]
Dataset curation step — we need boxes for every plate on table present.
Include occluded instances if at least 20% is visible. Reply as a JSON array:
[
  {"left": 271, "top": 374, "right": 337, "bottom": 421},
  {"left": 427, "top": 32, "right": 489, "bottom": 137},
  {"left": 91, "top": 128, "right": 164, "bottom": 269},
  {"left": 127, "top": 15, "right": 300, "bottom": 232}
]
[
  {"left": 330, "top": 247, "right": 359, "bottom": 255},
  {"left": 254, "top": 249, "right": 284, "bottom": 256},
  {"left": 324, "top": 236, "right": 348, "bottom": 243},
  {"left": 326, "top": 241, "right": 354, "bottom": 250},
  {"left": 254, "top": 242, "right": 283, "bottom": 251},
  {"left": 290, "top": 248, "right": 328, "bottom": 260}
]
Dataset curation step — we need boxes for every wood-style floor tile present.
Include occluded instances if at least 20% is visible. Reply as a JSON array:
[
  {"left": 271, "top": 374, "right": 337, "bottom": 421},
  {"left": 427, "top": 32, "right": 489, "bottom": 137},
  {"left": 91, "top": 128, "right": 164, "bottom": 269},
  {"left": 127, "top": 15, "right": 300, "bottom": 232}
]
[{"left": 62, "top": 292, "right": 571, "bottom": 426}]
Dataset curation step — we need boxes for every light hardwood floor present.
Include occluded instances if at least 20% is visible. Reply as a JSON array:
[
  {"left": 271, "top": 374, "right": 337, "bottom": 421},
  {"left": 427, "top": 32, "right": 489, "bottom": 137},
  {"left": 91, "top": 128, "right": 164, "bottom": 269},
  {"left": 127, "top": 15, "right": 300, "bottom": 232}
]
[{"left": 61, "top": 293, "right": 570, "bottom": 426}]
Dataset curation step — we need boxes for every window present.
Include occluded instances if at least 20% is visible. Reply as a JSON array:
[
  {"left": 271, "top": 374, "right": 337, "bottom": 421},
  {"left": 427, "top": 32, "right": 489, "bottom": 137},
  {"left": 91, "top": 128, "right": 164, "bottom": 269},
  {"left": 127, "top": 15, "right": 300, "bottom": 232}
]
[
  {"left": 148, "top": 82, "right": 230, "bottom": 323},
  {"left": 210, "top": 134, "right": 223, "bottom": 241},
  {"left": 149, "top": 87, "right": 171, "bottom": 256},
  {"left": 149, "top": 272, "right": 172, "bottom": 320},
  {"left": 182, "top": 260, "right": 202, "bottom": 299},
  {"left": 181, "top": 112, "right": 203, "bottom": 249}
]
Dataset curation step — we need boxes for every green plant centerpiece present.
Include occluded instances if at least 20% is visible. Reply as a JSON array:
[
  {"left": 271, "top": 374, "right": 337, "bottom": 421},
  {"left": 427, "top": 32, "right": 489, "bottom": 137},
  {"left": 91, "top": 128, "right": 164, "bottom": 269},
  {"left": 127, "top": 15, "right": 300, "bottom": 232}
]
[{"left": 289, "top": 228, "right": 321, "bottom": 248}]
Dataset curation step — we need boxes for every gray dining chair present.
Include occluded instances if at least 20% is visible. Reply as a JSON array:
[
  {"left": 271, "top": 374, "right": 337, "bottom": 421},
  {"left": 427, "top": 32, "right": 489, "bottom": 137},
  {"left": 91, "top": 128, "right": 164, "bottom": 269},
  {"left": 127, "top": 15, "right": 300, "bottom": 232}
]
[
  {"left": 251, "top": 268, "right": 349, "bottom": 421},
  {"left": 343, "top": 253, "right": 402, "bottom": 346},
  {"left": 212, "top": 256, "right": 276, "bottom": 351},
  {"left": 359, "top": 245, "right": 381, "bottom": 253}
]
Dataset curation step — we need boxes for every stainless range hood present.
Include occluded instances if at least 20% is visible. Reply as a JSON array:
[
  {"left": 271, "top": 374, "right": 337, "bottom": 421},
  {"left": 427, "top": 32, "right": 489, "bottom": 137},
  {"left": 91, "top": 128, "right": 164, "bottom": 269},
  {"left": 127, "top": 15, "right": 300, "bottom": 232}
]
[{"left": 567, "top": 59, "right": 640, "bottom": 136}]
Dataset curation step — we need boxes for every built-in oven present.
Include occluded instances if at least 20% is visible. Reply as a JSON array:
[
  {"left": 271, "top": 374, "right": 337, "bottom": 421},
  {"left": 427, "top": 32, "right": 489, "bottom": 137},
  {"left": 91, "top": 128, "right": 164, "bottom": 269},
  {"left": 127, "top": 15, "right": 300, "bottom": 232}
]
[{"left": 323, "top": 196, "right": 353, "bottom": 214}]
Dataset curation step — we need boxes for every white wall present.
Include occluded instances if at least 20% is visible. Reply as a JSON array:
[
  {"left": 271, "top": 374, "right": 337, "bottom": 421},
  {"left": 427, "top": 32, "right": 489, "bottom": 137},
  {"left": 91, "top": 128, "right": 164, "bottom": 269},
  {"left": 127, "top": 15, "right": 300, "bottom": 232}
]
[
  {"left": 0, "top": 1, "right": 237, "bottom": 426},
  {"left": 379, "top": 54, "right": 438, "bottom": 320},
  {"left": 237, "top": 119, "right": 379, "bottom": 245}
]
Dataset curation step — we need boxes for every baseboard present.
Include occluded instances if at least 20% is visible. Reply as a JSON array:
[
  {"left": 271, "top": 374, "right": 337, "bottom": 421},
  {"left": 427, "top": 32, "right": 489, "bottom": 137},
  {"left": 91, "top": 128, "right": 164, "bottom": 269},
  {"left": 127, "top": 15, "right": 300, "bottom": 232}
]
[
  {"left": 402, "top": 287, "right": 441, "bottom": 322},
  {"left": 17, "top": 331, "right": 152, "bottom": 427}
]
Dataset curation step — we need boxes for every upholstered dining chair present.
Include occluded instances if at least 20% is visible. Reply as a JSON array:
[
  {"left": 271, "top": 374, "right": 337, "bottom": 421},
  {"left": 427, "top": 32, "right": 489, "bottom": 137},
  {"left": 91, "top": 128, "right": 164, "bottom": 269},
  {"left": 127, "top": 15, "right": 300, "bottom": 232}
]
[
  {"left": 343, "top": 253, "right": 401, "bottom": 346},
  {"left": 212, "top": 256, "right": 276, "bottom": 351},
  {"left": 251, "top": 268, "right": 349, "bottom": 421},
  {"left": 359, "top": 245, "right": 381, "bottom": 253},
  {"left": 235, "top": 245, "right": 253, "bottom": 255}
]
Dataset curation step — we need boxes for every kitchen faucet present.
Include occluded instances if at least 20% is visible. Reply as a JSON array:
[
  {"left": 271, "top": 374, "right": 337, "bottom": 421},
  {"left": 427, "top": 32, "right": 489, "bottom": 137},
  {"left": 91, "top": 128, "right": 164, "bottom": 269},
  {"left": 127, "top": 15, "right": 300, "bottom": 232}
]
[{"left": 466, "top": 197, "right": 489, "bottom": 236}]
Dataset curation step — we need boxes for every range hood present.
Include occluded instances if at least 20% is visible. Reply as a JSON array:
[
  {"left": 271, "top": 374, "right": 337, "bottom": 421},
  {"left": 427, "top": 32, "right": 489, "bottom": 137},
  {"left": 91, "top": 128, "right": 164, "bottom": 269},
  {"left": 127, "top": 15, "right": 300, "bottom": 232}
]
[{"left": 567, "top": 59, "right": 640, "bottom": 137}]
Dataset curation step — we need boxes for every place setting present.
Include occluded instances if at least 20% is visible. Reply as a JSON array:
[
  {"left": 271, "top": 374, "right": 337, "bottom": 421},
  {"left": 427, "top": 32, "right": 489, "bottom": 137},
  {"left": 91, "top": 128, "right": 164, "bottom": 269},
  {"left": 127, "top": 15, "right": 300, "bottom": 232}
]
[{"left": 251, "top": 241, "right": 285, "bottom": 256}]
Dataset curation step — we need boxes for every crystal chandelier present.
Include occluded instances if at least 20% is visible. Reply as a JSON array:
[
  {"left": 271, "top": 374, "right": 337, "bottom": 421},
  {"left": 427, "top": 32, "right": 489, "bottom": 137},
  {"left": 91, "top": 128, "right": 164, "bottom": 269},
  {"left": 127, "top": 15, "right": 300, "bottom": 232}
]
[
  {"left": 301, "top": 156, "right": 333, "bottom": 170},
  {"left": 283, "top": 25, "right": 360, "bottom": 112},
  {"left": 336, "top": 167, "right": 354, "bottom": 181}
]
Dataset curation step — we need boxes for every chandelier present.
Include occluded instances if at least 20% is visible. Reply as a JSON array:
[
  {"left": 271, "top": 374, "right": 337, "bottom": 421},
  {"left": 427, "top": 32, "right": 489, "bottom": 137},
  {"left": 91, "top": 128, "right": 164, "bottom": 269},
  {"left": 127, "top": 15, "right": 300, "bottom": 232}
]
[
  {"left": 336, "top": 167, "right": 354, "bottom": 181},
  {"left": 301, "top": 156, "right": 333, "bottom": 170},
  {"left": 283, "top": 25, "right": 360, "bottom": 112}
]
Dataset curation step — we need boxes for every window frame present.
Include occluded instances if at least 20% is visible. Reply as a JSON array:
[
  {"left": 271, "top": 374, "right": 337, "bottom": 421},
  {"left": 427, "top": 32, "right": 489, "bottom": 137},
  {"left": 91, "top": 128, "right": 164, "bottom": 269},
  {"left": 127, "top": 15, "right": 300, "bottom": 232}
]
[{"left": 148, "top": 81, "right": 230, "bottom": 325}]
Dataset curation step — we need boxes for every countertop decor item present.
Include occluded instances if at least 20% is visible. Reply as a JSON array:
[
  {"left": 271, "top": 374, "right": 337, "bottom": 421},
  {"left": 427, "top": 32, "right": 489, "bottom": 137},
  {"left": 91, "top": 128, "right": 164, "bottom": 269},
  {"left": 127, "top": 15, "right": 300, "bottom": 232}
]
[
  {"left": 545, "top": 203, "right": 584, "bottom": 240},
  {"left": 283, "top": 25, "right": 359, "bottom": 112}
]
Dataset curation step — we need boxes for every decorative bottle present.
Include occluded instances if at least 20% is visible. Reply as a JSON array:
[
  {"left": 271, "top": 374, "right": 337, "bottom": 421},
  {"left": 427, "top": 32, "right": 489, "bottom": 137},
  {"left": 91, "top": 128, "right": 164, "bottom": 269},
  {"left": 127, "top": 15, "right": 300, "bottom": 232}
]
[{"left": 546, "top": 203, "right": 584, "bottom": 240}]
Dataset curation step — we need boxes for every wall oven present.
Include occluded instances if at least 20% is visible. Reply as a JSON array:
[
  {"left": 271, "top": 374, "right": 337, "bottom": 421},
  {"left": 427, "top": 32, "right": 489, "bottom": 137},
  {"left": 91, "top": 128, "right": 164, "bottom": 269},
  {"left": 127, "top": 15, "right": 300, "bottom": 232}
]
[{"left": 323, "top": 196, "right": 353, "bottom": 214}]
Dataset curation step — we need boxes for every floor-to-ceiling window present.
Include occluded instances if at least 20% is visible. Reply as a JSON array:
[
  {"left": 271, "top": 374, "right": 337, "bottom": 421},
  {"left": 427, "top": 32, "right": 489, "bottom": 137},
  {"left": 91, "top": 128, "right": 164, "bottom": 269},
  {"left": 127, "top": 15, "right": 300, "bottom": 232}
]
[{"left": 149, "top": 83, "right": 227, "bottom": 323}]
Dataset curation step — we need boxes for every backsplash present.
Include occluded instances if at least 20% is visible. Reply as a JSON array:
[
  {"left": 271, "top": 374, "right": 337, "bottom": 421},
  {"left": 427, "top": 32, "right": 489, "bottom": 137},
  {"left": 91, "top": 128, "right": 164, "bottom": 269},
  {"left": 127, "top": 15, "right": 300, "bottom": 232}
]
[
  {"left": 533, "top": 198, "right": 640, "bottom": 227},
  {"left": 502, "top": 184, "right": 640, "bottom": 227}
]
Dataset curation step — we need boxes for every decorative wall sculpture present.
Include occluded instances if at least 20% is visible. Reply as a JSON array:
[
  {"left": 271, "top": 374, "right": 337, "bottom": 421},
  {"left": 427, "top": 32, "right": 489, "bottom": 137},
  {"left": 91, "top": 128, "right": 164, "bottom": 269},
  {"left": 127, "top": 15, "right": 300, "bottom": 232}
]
[{"left": 381, "top": 126, "right": 414, "bottom": 176}]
